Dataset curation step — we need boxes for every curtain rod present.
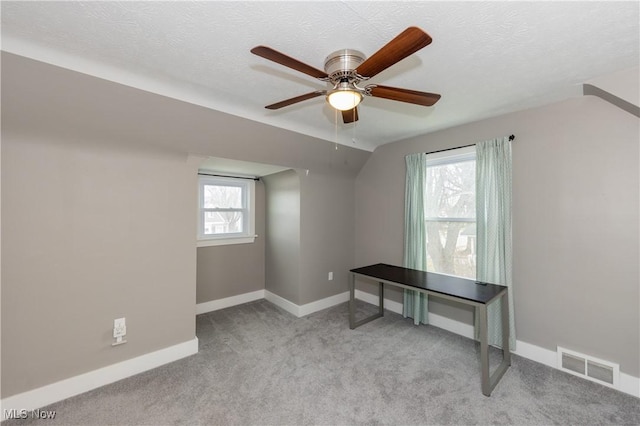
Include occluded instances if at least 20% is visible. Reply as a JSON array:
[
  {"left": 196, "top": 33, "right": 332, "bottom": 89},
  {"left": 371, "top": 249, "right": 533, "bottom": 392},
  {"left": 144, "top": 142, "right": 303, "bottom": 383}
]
[
  {"left": 425, "top": 134, "right": 515, "bottom": 155},
  {"left": 198, "top": 172, "right": 260, "bottom": 181}
]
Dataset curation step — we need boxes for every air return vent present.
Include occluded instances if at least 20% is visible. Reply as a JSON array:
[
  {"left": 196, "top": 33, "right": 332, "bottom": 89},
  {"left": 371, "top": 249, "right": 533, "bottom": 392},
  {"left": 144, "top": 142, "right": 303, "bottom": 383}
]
[{"left": 557, "top": 346, "right": 619, "bottom": 389}]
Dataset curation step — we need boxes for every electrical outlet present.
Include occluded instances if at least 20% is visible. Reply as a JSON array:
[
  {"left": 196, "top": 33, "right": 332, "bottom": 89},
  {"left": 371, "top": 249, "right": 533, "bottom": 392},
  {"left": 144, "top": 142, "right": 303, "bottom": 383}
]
[
  {"left": 328, "top": 272, "right": 334, "bottom": 281},
  {"left": 113, "top": 317, "right": 126, "bottom": 338}
]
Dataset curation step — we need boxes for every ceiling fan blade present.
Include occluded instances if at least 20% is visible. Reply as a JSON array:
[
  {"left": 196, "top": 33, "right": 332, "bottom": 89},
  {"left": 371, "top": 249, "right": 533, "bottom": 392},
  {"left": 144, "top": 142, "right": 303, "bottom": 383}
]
[
  {"left": 341, "top": 107, "right": 359, "bottom": 124},
  {"left": 265, "top": 91, "right": 325, "bottom": 110},
  {"left": 251, "top": 46, "right": 328, "bottom": 79},
  {"left": 356, "top": 27, "right": 432, "bottom": 78},
  {"left": 369, "top": 85, "right": 441, "bottom": 107}
]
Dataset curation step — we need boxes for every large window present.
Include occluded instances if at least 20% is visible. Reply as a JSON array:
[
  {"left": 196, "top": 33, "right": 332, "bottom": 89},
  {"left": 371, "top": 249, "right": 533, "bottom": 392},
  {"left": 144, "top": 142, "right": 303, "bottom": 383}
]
[
  {"left": 197, "top": 175, "right": 255, "bottom": 247},
  {"left": 425, "top": 146, "right": 476, "bottom": 279}
]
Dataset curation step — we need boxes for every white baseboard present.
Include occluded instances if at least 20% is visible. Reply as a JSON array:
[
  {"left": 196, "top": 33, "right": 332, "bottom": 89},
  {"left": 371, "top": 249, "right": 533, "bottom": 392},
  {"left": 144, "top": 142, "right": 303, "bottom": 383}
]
[
  {"left": 196, "top": 290, "right": 265, "bottom": 314},
  {"left": 299, "top": 291, "right": 350, "bottom": 317},
  {"left": 197, "top": 288, "right": 349, "bottom": 319},
  {"left": 354, "top": 290, "right": 639, "bottom": 398},
  {"left": 0, "top": 337, "right": 199, "bottom": 419},
  {"left": 264, "top": 290, "right": 350, "bottom": 317},
  {"left": 512, "top": 340, "right": 557, "bottom": 368},
  {"left": 620, "top": 372, "right": 640, "bottom": 398},
  {"left": 264, "top": 290, "right": 301, "bottom": 316}
]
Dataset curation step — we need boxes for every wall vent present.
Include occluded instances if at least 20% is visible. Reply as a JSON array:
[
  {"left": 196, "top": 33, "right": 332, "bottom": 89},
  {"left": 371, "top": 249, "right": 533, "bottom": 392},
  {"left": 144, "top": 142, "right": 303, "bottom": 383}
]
[{"left": 557, "top": 346, "right": 619, "bottom": 389}]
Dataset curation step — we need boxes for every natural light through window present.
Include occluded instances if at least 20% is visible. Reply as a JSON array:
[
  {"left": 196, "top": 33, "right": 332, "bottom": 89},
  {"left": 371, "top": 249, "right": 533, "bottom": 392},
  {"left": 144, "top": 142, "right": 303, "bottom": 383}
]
[
  {"left": 198, "top": 175, "right": 255, "bottom": 247},
  {"left": 425, "top": 146, "right": 476, "bottom": 279}
]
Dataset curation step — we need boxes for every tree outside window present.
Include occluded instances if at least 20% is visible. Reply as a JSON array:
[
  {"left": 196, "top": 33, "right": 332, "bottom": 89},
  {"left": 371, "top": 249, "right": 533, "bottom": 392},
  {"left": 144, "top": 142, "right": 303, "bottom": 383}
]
[
  {"left": 203, "top": 184, "right": 244, "bottom": 235},
  {"left": 425, "top": 149, "right": 476, "bottom": 279}
]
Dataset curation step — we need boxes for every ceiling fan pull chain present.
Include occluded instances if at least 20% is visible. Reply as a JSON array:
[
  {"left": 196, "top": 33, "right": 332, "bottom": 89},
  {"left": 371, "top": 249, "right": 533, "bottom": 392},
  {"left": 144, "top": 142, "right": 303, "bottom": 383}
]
[
  {"left": 334, "top": 108, "right": 339, "bottom": 150},
  {"left": 352, "top": 115, "right": 358, "bottom": 145}
]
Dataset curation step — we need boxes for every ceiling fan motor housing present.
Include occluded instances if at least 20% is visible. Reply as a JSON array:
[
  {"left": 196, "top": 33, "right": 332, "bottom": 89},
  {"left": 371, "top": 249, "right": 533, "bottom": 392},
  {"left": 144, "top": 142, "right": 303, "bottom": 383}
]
[{"left": 324, "top": 49, "right": 366, "bottom": 83}]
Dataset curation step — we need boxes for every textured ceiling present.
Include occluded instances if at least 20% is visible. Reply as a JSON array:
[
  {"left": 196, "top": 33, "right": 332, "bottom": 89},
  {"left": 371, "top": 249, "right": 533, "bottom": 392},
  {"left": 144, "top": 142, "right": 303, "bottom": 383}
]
[{"left": 2, "top": 1, "right": 639, "bottom": 151}]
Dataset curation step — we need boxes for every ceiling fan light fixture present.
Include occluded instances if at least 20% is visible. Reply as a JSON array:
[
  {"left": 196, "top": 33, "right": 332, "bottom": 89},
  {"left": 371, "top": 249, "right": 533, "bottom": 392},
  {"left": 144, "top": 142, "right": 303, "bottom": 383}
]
[{"left": 327, "top": 88, "right": 362, "bottom": 111}]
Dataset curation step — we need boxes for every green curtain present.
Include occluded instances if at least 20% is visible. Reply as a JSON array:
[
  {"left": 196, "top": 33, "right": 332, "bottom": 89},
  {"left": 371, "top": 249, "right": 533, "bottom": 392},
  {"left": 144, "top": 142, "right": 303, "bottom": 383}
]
[
  {"left": 474, "top": 136, "right": 516, "bottom": 349},
  {"left": 403, "top": 153, "right": 428, "bottom": 325}
]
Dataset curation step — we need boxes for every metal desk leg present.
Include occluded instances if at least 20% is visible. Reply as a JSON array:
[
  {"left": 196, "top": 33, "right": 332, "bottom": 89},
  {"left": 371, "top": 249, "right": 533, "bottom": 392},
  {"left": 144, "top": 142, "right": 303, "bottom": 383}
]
[
  {"left": 413, "top": 290, "right": 421, "bottom": 325},
  {"left": 349, "top": 274, "right": 384, "bottom": 330},
  {"left": 349, "top": 272, "right": 356, "bottom": 329},
  {"left": 501, "top": 290, "right": 511, "bottom": 367},
  {"left": 479, "top": 289, "right": 511, "bottom": 396},
  {"left": 479, "top": 304, "right": 490, "bottom": 396}
]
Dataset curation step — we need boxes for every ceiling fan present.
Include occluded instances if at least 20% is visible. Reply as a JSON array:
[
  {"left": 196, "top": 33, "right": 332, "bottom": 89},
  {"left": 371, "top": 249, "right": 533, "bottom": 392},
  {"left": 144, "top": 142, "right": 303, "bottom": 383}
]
[{"left": 250, "top": 26, "right": 441, "bottom": 124}]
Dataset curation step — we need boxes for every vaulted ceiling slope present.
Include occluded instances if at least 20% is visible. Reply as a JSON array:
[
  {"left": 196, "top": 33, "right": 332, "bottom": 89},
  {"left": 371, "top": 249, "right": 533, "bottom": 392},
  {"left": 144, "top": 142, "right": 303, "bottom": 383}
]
[{"left": 2, "top": 1, "right": 638, "bottom": 151}]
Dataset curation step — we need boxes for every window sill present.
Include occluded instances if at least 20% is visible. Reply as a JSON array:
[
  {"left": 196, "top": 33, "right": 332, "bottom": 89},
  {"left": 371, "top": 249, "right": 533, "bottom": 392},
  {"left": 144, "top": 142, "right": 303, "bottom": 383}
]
[{"left": 197, "top": 235, "right": 257, "bottom": 248}]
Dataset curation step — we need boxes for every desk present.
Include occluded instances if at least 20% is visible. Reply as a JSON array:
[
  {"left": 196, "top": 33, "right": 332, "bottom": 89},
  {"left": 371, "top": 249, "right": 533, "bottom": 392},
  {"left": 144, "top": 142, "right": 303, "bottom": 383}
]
[{"left": 349, "top": 263, "right": 510, "bottom": 396}]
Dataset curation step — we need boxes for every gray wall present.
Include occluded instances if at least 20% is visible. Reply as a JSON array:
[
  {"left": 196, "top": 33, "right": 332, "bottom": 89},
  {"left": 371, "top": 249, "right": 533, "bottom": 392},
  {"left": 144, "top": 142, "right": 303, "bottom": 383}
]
[
  {"left": 264, "top": 170, "right": 301, "bottom": 303},
  {"left": 263, "top": 169, "right": 358, "bottom": 306},
  {"left": 196, "top": 181, "right": 266, "bottom": 303},
  {"left": 299, "top": 171, "right": 356, "bottom": 304},
  {"left": 1, "top": 52, "right": 370, "bottom": 397},
  {"left": 354, "top": 96, "right": 639, "bottom": 376},
  {"left": 0, "top": 53, "right": 370, "bottom": 177},
  {"left": 1, "top": 133, "right": 197, "bottom": 397}
]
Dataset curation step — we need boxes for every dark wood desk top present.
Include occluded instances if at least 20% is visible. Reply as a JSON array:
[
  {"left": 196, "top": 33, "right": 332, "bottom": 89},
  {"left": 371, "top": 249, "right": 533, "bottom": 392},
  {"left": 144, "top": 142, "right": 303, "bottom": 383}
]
[{"left": 350, "top": 263, "right": 506, "bottom": 305}]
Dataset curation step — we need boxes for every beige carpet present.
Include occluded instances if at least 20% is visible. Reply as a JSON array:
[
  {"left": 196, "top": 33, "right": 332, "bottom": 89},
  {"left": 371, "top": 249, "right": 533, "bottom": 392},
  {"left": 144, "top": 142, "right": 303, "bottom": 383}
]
[{"left": 4, "top": 299, "right": 639, "bottom": 425}]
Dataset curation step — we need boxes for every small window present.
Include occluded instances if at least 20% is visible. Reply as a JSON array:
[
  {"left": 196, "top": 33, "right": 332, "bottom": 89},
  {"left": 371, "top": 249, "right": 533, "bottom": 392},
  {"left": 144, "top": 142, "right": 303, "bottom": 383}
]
[
  {"left": 425, "top": 146, "right": 476, "bottom": 279},
  {"left": 197, "top": 175, "right": 256, "bottom": 247}
]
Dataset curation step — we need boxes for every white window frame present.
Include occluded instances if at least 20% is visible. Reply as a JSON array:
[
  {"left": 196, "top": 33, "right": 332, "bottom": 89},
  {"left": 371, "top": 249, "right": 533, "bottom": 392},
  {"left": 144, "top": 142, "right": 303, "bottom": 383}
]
[
  {"left": 425, "top": 145, "right": 476, "bottom": 278},
  {"left": 197, "top": 175, "right": 256, "bottom": 247}
]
